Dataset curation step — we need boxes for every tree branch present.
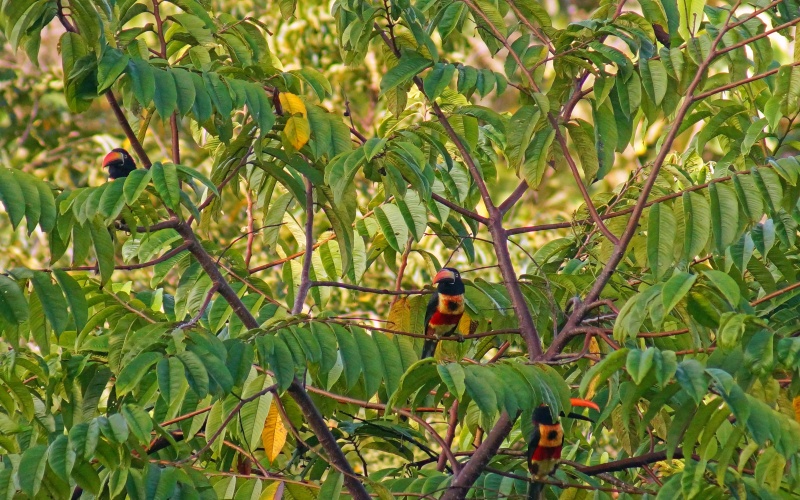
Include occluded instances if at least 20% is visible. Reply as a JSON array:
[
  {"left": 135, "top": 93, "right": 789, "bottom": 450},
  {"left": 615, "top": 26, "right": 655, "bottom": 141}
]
[
  {"left": 497, "top": 180, "right": 528, "bottom": 215},
  {"left": 546, "top": 1, "right": 742, "bottom": 358},
  {"left": 441, "top": 412, "right": 515, "bottom": 500},
  {"left": 292, "top": 176, "right": 314, "bottom": 314}
]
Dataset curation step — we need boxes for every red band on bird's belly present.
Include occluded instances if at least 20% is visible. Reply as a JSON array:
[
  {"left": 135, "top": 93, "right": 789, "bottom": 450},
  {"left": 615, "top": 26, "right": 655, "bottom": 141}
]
[
  {"left": 530, "top": 446, "right": 561, "bottom": 461},
  {"left": 429, "top": 311, "right": 462, "bottom": 325}
]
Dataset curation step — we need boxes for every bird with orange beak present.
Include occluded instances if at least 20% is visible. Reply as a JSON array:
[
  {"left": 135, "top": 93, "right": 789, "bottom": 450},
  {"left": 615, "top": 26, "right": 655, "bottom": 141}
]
[
  {"left": 527, "top": 398, "right": 600, "bottom": 499},
  {"left": 421, "top": 267, "right": 465, "bottom": 359},
  {"left": 102, "top": 148, "right": 137, "bottom": 180}
]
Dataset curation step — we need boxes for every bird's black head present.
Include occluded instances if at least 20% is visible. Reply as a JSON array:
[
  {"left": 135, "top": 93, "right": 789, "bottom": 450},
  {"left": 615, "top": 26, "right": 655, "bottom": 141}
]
[
  {"left": 433, "top": 267, "right": 464, "bottom": 295},
  {"left": 102, "top": 148, "right": 137, "bottom": 180},
  {"left": 532, "top": 404, "right": 557, "bottom": 425}
]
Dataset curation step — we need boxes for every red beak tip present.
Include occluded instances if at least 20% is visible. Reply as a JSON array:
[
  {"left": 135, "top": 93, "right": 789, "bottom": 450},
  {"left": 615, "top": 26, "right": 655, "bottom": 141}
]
[{"left": 569, "top": 398, "right": 600, "bottom": 412}]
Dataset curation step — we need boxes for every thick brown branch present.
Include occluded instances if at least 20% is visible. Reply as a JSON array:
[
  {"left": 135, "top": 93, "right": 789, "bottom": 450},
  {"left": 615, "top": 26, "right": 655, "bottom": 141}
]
[{"left": 441, "top": 412, "right": 515, "bottom": 500}]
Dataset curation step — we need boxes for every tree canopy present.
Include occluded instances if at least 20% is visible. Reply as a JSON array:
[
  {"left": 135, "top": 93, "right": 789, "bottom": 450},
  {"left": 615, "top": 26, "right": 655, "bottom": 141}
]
[{"left": 1, "top": 0, "right": 800, "bottom": 498}]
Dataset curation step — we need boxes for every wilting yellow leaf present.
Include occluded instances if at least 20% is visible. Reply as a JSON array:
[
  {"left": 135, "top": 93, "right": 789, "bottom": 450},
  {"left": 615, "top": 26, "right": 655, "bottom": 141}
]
[
  {"left": 259, "top": 481, "right": 284, "bottom": 500},
  {"left": 261, "top": 399, "right": 287, "bottom": 463},
  {"left": 279, "top": 92, "right": 306, "bottom": 117},
  {"left": 283, "top": 115, "right": 310, "bottom": 150},
  {"left": 794, "top": 396, "right": 800, "bottom": 423},
  {"left": 387, "top": 297, "right": 411, "bottom": 333},
  {"left": 456, "top": 312, "right": 476, "bottom": 336}
]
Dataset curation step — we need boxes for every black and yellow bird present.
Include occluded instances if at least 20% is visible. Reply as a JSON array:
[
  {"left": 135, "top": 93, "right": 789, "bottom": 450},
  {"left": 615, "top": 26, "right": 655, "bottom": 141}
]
[
  {"left": 527, "top": 398, "right": 599, "bottom": 499},
  {"left": 102, "top": 148, "right": 137, "bottom": 180},
  {"left": 421, "top": 267, "right": 465, "bottom": 359}
]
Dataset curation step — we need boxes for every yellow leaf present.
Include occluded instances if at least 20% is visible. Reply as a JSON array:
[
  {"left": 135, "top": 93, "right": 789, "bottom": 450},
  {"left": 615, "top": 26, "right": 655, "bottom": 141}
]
[
  {"left": 279, "top": 92, "right": 306, "bottom": 117},
  {"left": 283, "top": 116, "right": 310, "bottom": 150},
  {"left": 261, "top": 399, "right": 287, "bottom": 463},
  {"left": 794, "top": 396, "right": 800, "bottom": 423},
  {"left": 589, "top": 336, "right": 600, "bottom": 365},
  {"left": 456, "top": 312, "right": 476, "bottom": 336},
  {"left": 387, "top": 297, "right": 411, "bottom": 333},
  {"left": 259, "top": 481, "right": 284, "bottom": 500}
]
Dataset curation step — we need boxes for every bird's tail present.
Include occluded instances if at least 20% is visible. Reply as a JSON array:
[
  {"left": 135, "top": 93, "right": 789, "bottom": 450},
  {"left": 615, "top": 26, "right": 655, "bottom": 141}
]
[
  {"left": 527, "top": 480, "right": 544, "bottom": 500},
  {"left": 421, "top": 339, "right": 437, "bottom": 359}
]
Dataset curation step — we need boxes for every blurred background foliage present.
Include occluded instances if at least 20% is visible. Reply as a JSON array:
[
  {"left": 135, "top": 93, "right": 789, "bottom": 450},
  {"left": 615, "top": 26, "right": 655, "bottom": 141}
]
[{"left": 1, "top": 0, "right": 800, "bottom": 498}]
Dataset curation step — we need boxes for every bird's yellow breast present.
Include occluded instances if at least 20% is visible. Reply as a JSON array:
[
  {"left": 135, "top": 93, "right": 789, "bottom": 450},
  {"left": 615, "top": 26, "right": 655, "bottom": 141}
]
[
  {"left": 537, "top": 423, "right": 563, "bottom": 448},
  {"left": 437, "top": 294, "right": 464, "bottom": 315}
]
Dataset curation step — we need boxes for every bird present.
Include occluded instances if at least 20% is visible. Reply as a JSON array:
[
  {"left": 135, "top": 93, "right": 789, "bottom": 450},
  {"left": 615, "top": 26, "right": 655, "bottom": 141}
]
[
  {"left": 421, "top": 267, "right": 465, "bottom": 359},
  {"left": 102, "top": 148, "right": 137, "bottom": 180},
  {"left": 527, "top": 398, "right": 600, "bottom": 499}
]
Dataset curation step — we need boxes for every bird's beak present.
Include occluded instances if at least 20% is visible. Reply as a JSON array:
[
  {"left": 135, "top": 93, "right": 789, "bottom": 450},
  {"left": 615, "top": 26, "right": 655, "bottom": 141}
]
[
  {"left": 102, "top": 151, "right": 123, "bottom": 168},
  {"left": 567, "top": 398, "right": 600, "bottom": 422},
  {"left": 433, "top": 268, "right": 456, "bottom": 284}
]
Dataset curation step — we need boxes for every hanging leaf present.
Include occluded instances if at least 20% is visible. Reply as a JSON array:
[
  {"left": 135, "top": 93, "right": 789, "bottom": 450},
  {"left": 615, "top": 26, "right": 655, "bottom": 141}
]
[{"left": 261, "top": 398, "right": 287, "bottom": 463}]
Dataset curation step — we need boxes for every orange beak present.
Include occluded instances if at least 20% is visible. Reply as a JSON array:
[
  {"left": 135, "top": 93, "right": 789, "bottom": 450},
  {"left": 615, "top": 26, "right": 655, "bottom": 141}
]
[
  {"left": 570, "top": 398, "right": 600, "bottom": 412},
  {"left": 433, "top": 268, "right": 456, "bottom": 284},
  {"left": 102, "top": 151, "right": 123, "bottom": 168}
]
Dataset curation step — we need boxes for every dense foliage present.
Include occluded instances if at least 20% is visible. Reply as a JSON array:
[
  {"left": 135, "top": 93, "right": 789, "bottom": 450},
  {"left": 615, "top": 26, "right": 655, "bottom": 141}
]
[{"left": 1, "top": 0, "right": 800, "bottom": 498}]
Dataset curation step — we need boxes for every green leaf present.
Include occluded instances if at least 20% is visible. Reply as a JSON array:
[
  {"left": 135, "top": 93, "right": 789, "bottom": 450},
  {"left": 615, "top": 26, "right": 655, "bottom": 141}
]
[
  {"left": 0, "top": 274, "right": 29, "bottom": 324},
  {"left": 681, "top": 191, "right": 710, "bottom": 263},
  {"left": 709, "top": 182, "right": 739, "bottom": 254},
  {"left": 505, "top": 105, "right": 540, "bottom": 171},
  {"left": 122, "top": 404, "right": 153, "bottom": 444},
  {"left": 152, "top": 68, "right": 178, "bottom": 120},
  {"left": 373, "top": 333, "right": 404, "bottom": 398},
  {"left": 151, "top": 162, "right": 181, "bottom": 211},
  {"left": 98, "top": 177, "right": 127, "bottom": 220},
  {"left": 68, "top": 419, "right": 99, "bottom": 459},
  {"left": 89, "top": 219, "right": 115, "bottom": 286},
  {"left": 31, "top": 271, "right": 68, "bottom": 336},
  {"left": 647, "top": 203, "right": 676, "bottom": 280},
  {"left": 116, "top": 351, "right": 162, "bottom": 395},
  {"left": 580, "top": 348, "right": 629, "bottom": 397},
  {"left": 380, "top": 50, "right": 432, "bottom": 96},
  {"left": 127, "top": 58, "right": 155, "bottom": 106},
  {"left": 592, "top": 98, "right": 618, "bottom": 179},
  {"left": 627, "top": 348, "right": 655, "bottom": 385},
  {"left": 47, "top": 435, "right": 76, "bottom": 483},
  {"left": 374, "top": 204, "right": 409, "bottom": 253},
  {"left": 733, "top": 173, "right": 763, "bottom": 222},
  {"left": 641, "top": 59, "right": 668, "bottom": 105},
  {"left": 438, "top": 363, "right": 466, "bottom": 400},
  {"left": 662, "top": 272, "right": 696, "bottom": 316},
  {"left": 175, "top": 163, "right": 219, "bottom": 198},
  {"left": 98, "top": 47, "right": 129, "bottom": 93},
  {"left": 53, "top": 270, "right": 88, "bottom": 333},
  {"left": 177, "top": 350, "right": 210, "bottom": 398},
  {"left": 423, "top": 62, "right": 456, "bottom": 100},
  {"left": 352, "top": 326, "right": 383, "bottom": 399},
  {"left": 17, "top": 445, "right": 48, "bottom": 497},
  {"left": 675, "top": 359, "right": 707, "bottom": 403},
  {"left": 0, "top": 168, "right": 25, "bottom": 229},
  {"left": 170, "top": 68, "right": 196, "bottom": 116},
  {"left": 755, "top": 447, "right": 785, "bottom": 491},
  {"left": 123, "top": 168, "right": 153, "bottom": 204},
  {"left": 566, "top": 120, "right": 599, "bottom": 182},
  {"left": 702, "top": 269, "right": 740, "bottom": 306},
  {"left": 521, "top": 127, "right": 555, "bottom": 188}
]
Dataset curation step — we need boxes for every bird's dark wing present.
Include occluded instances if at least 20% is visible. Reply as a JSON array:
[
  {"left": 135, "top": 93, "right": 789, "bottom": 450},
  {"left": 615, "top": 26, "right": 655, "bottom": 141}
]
[
  {"left": 527, "top": 425, "right": 542, "bottom": 471},
  {"left": 424, "top": 292, "right": 438, "bottom": 334},
  {"left": 421, "top": 292, "right": 439, "bottom": 358}
]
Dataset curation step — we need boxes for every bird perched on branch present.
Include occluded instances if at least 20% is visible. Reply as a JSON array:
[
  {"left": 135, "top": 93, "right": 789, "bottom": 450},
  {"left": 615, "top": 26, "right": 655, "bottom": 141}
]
[
  {"left": 102, "top": 148, "right": 137, "bottom": 180},
  {"left": 528, "top": 398, "right": 600, "bottom": 499},
  {"left": 421, "top": 267, "right": 465, "bottom": 359}
]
